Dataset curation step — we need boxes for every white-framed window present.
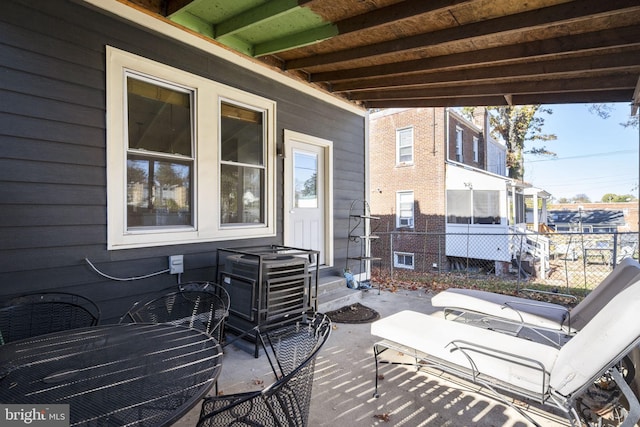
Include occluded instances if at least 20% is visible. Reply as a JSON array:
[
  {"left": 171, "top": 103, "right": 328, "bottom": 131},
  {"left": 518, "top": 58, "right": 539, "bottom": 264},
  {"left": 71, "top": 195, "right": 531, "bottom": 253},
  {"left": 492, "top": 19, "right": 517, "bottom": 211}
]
[
  {"left": 396, "top": 127, "right": 413, "bottom": 165},
  {"left": 396, "top": 191, "right": 414, "bottom": 228},
  {"left": 106, "top": 47, "right": 276, "bottom": 249},
  {"left": 473, "top": 136, "right": 479, "bottom": 163},
  {"left": 455, "top": 127, "right": 463, "bottom": 162},
  {"left": 394, "top": 252, "right": 414, "bottom": 269},
  {"left": 446, "top": 189, "right": 501, "bottom": 225},
  {"left": 473, "top": 190, "right": 501, "bottom": 224}
]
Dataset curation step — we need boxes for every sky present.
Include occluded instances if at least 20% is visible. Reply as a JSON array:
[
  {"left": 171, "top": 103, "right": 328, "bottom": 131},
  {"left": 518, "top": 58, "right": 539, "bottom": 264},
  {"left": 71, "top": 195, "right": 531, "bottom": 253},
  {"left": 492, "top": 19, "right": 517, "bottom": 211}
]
[{"left": 521, "top": 103, "right": 639, "bottom": 203}]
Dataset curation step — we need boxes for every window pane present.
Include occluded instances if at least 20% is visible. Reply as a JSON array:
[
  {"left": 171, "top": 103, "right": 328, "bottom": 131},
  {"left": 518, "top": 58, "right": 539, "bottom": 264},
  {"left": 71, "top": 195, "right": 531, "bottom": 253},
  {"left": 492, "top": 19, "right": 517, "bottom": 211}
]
[
  {"left": 398, "top": 146, "right": 412, "bottom": 163},
  {"left": 447, "top": 190, "right": 471, "bottom": 224},
  {"left": 399, "top": 194, "right": 413, "bottom": 218},
  {"left": 473, "top": 190, "right": 501, "bottom": 224},
  {"left": 220, "top": 164, "right": 264, "bottom": 224},
  {"left": 221, "top": 103, "right": 263, "bottom": 165},
  {"left": 127, "top": 157, "right": 192, "bottom": 227},
  {"left": 294, "top": 152, "right": 318, "bottom": 208},
  {"left": 127, "top": 77, "right": 192, "bottom": 156},
  {"left": 397, "top": 128, "right": 413, "bottom": 163}
]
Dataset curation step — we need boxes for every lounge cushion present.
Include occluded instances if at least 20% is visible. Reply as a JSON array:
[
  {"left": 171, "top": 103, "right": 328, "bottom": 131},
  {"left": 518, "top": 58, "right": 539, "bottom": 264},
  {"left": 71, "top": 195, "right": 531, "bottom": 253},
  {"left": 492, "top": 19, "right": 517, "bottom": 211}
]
[
  {"left": 550, "top": 276, "right": 640, "bottom": 396},
  {"left": 431, "top": 288, "right": 567, "bottom": 330},
  {"left": 371, "top": 310, "right": 559, "bottom": 395},
  {"left": 431, "top": 258, "right": 640, "bottom": 333}
]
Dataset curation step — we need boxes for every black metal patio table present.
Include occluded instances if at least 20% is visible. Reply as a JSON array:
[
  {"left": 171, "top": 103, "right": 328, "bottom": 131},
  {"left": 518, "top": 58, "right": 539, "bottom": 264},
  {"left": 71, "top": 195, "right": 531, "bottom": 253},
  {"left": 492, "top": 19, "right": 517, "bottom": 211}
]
[{"left": 0, "top": 323, "right": 222, "bottom": 426}]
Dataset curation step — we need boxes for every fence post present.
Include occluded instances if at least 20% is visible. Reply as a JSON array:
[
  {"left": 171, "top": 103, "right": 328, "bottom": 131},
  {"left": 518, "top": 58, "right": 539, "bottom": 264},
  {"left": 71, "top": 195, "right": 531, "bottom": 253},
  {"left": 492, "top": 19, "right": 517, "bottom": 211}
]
[{"left": 389, "top": 232, "right": 394, "bottom": 280}]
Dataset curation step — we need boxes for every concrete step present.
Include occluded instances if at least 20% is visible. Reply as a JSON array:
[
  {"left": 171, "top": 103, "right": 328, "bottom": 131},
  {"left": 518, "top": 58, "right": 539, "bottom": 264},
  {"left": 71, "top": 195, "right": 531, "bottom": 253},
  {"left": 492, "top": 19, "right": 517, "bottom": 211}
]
[
  {"left": 316, "top": 275, "right": 368, "bottom": 312},
  {"left": 317, "top": 275, "right": 346, "bottom": 294}
]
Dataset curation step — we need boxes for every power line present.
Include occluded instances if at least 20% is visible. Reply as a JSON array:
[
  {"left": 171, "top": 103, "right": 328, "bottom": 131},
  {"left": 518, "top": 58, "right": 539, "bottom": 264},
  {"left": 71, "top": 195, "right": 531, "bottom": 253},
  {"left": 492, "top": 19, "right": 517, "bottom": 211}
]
[{"left": 524, "top": 149, "right": 636, "bottom": 163}]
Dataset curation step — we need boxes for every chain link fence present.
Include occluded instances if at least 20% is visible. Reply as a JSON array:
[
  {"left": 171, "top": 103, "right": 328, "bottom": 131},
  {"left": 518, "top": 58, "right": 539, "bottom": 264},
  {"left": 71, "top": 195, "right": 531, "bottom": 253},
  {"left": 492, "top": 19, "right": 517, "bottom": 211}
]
[{"left": 370, "top": 230, "right": 639, "bottom": 295}]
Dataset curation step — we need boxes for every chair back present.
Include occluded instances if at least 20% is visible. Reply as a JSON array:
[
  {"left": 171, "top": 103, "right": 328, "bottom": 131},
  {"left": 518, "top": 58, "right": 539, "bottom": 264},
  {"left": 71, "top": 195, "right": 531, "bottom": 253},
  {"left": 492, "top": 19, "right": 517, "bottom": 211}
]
[
  {"left": 570, "top": 257, "right": 640, "bottom": 330},
  {"left": 197, "top": 313, "right": 331, "bottom": 427},
  {"left": 121, "top": 289, "right": 227, "bottom": 338},
  {"left": 551, "top": 276, "right": 640, "bottom": 396},
  {"left": 0, "top": 292, "right": 100, "bottom": 344},
  {"left": 178, "top": 282, "right": 230, "bottom": 343}
]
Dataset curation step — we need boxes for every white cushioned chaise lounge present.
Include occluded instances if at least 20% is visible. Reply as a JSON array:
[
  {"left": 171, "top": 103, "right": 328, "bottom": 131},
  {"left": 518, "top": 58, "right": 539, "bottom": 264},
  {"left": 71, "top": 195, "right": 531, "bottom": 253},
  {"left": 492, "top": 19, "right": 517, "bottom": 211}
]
[
  {"left": 371, "top": 273, "right": 640, "bottom": 427},
  {"left": 431, "top": 257, "right": 640, "bottom": 337}
]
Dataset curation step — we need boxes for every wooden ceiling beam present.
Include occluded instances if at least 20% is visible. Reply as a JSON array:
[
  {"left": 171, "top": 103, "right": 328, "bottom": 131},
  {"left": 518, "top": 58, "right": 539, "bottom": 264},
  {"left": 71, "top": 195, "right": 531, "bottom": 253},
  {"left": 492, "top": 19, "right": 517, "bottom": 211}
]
[
  {"left": 328, "top": 0, "right": 474, "bottom": 35},
  {"left": 510, "top": 90, "right": 635, "bottom": 105},
  {"left": 364, "top": 97, "right": 510, "bottom": 109},
  {"left": 331, "top": 49, "right": 640, "bottom": 92},
  {"left": 286, "top": 0, "right": 640, "bottom": 70},
  {"left": 632, "top": 76, "right": 640, "bottom": 116},
  {"left": 348, "top": 75, "right": 638, "bottom": 101},
  {"left": 166, "top": 0, "right": 194, "bottom": 16},
  {"left": 252, "top": 0, "right": 475, "bottom": 57},
  {"left": 363, "top": 89, "right": 634, "bottom": 109},
  {"left": 215, "top": 0, "right": 304, "bottom": 38},
  {"left": 311, "top": 25, "right": 640, "bottom": 83}
]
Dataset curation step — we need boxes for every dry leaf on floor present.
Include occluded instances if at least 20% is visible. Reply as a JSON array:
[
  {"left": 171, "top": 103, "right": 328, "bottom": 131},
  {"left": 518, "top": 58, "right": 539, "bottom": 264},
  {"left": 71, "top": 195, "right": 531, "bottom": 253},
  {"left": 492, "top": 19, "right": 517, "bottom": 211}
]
[{"left": 373, "top": 413, "right": 391, "bottom": 422}]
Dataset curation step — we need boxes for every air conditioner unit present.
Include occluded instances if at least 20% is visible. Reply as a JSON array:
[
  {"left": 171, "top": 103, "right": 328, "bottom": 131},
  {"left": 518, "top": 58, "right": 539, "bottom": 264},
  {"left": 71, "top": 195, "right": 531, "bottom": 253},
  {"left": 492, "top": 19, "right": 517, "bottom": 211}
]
[{"left": 221, "top": 254, "right": 309, "bottom": 348}]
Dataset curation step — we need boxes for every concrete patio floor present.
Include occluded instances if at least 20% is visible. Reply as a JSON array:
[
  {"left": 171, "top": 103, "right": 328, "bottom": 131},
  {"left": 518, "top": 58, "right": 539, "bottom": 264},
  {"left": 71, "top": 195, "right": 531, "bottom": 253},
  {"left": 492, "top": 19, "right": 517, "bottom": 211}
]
[{"left": 175, "top": 288, "right": 569, "bottom": 426}]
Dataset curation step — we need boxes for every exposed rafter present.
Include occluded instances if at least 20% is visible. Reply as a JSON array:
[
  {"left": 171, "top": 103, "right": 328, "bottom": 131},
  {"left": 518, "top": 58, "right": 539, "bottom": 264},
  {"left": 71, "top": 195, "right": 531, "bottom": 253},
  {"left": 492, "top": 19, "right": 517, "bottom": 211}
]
[
  {"left": 332, "top": 49, "right": 640, "bottom": 93},
  {"left": 127, "top": 0, "right": 640, "bottom": 108},
  {"left": 310, "top": 25, "right": 640, "bottom": 84},
  {"left": 285, "top": 0, "right": 640, "bottom": 70}
]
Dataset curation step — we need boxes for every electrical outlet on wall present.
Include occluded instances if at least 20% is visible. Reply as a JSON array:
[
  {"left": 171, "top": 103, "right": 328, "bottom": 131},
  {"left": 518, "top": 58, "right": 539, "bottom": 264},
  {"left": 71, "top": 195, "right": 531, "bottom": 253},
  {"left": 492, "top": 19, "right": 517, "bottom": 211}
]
[{"left": 168, "top": 255, "right": 184, "bottom": 275}]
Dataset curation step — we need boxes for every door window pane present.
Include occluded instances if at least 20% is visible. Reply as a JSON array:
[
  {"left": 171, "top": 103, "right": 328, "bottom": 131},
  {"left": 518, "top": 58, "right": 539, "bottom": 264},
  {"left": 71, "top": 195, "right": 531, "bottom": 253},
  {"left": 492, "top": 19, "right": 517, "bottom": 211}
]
[{"left": 294, "top": 152, "right": 318, "bottom": 208}]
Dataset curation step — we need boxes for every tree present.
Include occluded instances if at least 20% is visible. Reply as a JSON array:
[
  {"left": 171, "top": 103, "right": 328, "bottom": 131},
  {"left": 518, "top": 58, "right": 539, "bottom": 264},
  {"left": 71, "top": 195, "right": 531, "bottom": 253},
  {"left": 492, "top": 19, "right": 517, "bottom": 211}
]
[
  {"left": 463, "top": 106, "right": 556, "bottom": 180},
  {"left": 601, "top": 193, "right": 637, "bottom": 203},
  {"left": 589, "top": 104, "right": 639, "bottom": 129},
  {"left": 573, "top": 194, "right": 591, "bottom": 203}
]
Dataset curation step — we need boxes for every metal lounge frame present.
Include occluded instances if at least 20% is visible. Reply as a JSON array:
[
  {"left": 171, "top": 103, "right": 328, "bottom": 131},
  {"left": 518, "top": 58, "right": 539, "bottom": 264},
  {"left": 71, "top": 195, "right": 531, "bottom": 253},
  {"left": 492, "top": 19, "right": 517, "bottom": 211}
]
[
  {"left": 371, "top": 277, "right": 640, "bottom": 427},
  {"left": 430, "top": 257, "right": 640, "bottom": 345}
]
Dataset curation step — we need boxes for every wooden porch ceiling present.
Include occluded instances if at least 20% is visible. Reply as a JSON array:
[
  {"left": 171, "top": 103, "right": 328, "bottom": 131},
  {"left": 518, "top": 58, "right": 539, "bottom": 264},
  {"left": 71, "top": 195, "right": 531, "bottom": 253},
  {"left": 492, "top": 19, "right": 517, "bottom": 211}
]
[{"left": 127, "top": 0, "right": 640, "bottom": 109}]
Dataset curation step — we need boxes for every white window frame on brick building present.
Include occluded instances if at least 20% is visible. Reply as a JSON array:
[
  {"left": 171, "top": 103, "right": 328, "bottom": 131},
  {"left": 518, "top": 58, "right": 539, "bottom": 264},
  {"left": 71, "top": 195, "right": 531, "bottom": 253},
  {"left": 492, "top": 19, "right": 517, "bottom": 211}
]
[
  {"left": 473, "top": 136, "right": 479, "bottom": 163},
  {"left": 394, "top": 251, "right": 415, "bottom": 269},
  {"left": 396, "top": 127, "right": 414, "bottom": 165},
  {"left": 396, "top": 190, "right": 414, "bottom": 228},
  {"left": 455, "top": 126, "right": 463, "bottom": 162}
]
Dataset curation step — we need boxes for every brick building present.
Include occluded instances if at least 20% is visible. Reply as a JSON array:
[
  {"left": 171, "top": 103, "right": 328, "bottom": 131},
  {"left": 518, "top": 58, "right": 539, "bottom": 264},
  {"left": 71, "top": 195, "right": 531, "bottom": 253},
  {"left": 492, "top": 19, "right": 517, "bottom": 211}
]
[{"left": 369, "top": 108, "right": 513, "bottom": 272}]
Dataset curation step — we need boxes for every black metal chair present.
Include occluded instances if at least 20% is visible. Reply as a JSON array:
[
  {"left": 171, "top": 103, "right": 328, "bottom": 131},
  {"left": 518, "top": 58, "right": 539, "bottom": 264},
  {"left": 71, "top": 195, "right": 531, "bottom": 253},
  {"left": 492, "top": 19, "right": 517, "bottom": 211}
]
[
  {"left": 0, "top": 292, "right": 101, "bottom": 344},
  {"left": 119, "top": 286, "right": 228, "bottom": 340},
  {"left": 197, "top": 312, "right": 331, "bottom": 427},
  {"left": 177, "top": 282, "right": 230, "bottom": 344}
]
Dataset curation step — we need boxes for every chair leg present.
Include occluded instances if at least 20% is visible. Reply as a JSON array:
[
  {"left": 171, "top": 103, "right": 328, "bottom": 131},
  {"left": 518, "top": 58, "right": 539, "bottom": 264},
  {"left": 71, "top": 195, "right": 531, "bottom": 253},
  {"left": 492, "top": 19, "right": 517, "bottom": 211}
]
[{"left": 610, "top": 367, "right": 640, "bottom": 427}]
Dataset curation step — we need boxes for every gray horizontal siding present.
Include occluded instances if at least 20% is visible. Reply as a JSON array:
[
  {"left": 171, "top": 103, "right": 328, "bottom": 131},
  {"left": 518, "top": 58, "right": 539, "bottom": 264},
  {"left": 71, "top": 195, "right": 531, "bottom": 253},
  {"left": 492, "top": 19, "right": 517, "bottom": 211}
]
[{"left": 0, "top": 0, "right": 365, "bottom": 323}]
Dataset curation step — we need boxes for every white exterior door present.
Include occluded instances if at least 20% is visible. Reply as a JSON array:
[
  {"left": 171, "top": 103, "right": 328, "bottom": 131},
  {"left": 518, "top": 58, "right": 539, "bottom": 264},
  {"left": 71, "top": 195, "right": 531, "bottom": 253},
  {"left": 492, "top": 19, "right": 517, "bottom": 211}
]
[{"left": 284, "top": 130, "right": 333, "bottom": 266}]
